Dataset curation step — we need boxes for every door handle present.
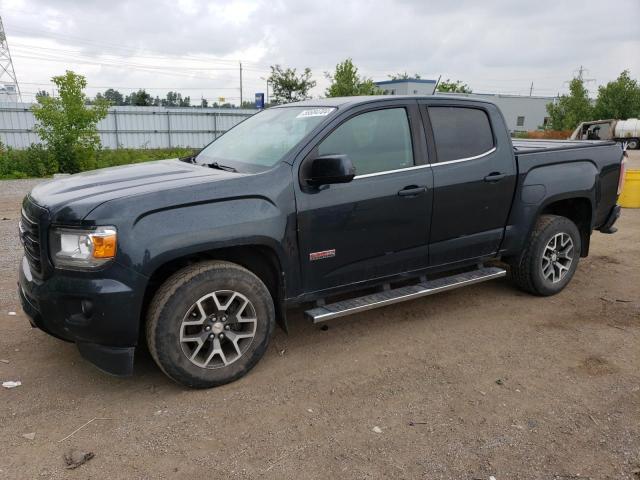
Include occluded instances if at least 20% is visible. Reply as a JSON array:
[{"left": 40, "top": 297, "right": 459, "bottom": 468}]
[
  {"left": 484, "top": 172, "right": 507, "bottom": 182},
  {"left": 398, "top": 185, "right": 427, "bottom": 197}
]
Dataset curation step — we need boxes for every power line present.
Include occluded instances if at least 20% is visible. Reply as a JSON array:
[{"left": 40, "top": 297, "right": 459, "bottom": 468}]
[
  {"left": 20, "top": 81, "right": 241, "bottom": 90},
  {"left": 11, "top": 42, "right": 269, "bottom": 71},
  {"left": 8, "top": 25, "right": 273, "bottom": 69}
]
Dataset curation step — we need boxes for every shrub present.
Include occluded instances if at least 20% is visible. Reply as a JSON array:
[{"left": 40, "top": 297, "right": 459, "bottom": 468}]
[
  {"left": 31, "top": 71, "right": 109, "bottom": 174},
  {"left": 0, "top": 145, "right": 195, "bottom": 180}
]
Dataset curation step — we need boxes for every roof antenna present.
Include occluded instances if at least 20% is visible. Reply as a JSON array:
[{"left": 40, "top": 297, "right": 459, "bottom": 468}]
[{"left": 433, "top": 75, "right": 442, "bottom": 94}]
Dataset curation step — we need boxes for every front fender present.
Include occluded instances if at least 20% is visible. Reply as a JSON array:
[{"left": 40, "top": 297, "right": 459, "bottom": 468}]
[{"left": 125, "top": 197, "right": 289, "bottom": 277}]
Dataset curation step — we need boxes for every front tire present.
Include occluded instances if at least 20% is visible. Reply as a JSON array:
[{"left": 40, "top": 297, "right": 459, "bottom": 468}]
[
  {"left": 146, "top": 261, "right": 275, "bottom": 388},
  {"left": 510, "top": 214, "right": 581, "bottom": 296}
]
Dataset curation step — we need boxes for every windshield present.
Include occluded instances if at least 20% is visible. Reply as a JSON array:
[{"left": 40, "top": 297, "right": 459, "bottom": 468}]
[{"left": 195, "top": 106, "right": 336, "bottom": 172}]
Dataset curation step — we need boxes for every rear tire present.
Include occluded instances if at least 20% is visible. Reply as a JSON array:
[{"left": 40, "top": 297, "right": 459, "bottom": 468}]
[
  {"left": 146, "top": 260, "right": 275, "bottom": 388},
  {"left": 509, "top": 215, "right": 581, "bottom": 296},
  {"left": 626, "top": 138, "right": 639, "bottom": 150}
]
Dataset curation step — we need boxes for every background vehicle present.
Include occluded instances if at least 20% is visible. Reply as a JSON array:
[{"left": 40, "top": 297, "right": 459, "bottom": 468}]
[
  {"left": 18, "top": 96, "right": 625, "bottom": 388},
  {"left": 570, "top": 118, "right": 640, "bottom": 149}
]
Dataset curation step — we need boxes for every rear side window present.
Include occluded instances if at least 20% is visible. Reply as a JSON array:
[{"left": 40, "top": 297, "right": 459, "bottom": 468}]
[
  {"left": 317, "top": 108, "right": 414, "bottom": 176},
  {"left": 428, "top": 107, "right": 494, "bottom": 162}
]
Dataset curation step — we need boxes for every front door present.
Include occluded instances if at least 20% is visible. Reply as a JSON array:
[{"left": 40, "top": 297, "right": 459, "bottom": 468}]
[
  {"left": 295, "top": 103, "right": 433, "bottom": 294},
  {"left": 420, "top": 102, "right": 517, "bottom": 266}
]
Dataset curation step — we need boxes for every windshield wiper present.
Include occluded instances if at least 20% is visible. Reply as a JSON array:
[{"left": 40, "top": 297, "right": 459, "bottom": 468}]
[{"left": 206, "top": 161, "right": 238, "bottom": 173}]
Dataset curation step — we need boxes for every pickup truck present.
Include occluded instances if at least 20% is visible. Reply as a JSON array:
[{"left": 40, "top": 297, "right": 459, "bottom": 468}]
[{"left": 18, "top": 96, "right": 625, "bottom": 388}]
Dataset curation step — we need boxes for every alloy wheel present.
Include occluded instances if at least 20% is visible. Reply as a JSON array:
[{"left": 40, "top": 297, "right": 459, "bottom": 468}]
[
  {"left": 541, "top": 232, "right": 574, "bottom": 284},
  {"left": 179, "top": 290, "right": 257, "bottom": 368}
]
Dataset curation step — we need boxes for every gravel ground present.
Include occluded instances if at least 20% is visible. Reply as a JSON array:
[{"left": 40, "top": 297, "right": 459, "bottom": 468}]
[
  {"left": 0, "top": 179, "right": 41, "bottom": 305},
  {"left": 0, "top": 169, "right": 639, "bottom": 480}
]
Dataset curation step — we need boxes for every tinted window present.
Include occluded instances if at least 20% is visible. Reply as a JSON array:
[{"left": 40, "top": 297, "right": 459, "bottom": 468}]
[
  {"left": 318, "top": 108, "right": 414, "bottom": 176},
  {"left": 428, "top": 107, "right": 494, "bottom": 162}
]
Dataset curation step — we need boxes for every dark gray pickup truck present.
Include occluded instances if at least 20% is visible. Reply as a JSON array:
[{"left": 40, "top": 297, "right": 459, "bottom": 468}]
[{"left": 18, "top": 96, "right": 625, "bottom": 388}]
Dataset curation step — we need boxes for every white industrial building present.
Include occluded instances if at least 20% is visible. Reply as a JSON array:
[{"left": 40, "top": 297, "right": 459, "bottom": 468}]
[
  {"left": 436, "top": 92, "right": 554, "bottom": 133},
  {"left": 374, "top": 78, "right": 555, "bottom": 133},
  {"left": 375, "top": 78, "right": 438, "bottom": 96}
]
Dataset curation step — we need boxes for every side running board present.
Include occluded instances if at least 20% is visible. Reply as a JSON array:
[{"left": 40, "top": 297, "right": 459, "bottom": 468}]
[{"left": 304, "top": 266, "right": 506, "bottom": 323}]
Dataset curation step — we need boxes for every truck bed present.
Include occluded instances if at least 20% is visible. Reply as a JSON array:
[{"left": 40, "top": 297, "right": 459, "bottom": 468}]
[{"left": 512, "top": 138, "right": 616, "bottom": 154}]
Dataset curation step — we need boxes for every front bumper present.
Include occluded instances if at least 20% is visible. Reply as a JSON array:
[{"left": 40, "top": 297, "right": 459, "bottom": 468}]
[{"left": 18, "top": 256, "right": 144, "bottom": 376}]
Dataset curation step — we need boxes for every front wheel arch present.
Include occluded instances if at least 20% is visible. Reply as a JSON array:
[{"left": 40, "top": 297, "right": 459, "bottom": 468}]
[{"left": 140, "top": 245, "right": 287, "bottom": 341}]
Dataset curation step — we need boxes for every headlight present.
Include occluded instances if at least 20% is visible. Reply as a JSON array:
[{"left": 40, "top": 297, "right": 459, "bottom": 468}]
[{"left": 49, "top": 226, "right": 117, "bottom": 269}]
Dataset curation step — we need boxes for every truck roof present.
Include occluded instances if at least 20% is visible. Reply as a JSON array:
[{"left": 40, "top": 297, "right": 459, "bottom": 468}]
[{"left": 272, "top": 95, "right": 498, "bottom": 109}]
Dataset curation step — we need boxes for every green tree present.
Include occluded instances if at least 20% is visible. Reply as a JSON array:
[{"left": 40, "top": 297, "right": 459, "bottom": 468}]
[
  {"left": 546, "top": 77, "right": 594, "bottom": 130},
  {"left": 126, "top": 89, "right": 153, "bottom": 106},
  {"left": 161, "top": 91, "right": 190, "bottom": 107},
  {"left": 105, "top": 88, "right": 125, "bottom": 105},
  {"left": 267, "top": 65, "right": 316, "bottom": 104},
  {"left": 35, "top": 90, "right": 50, "bottom": 99},
  {"left": 162, "top": 91, "right": 179, "bottom": 107},
  {"left": 95, "top": 88, "right": 125, "bottom": 106},
  {"left": 594, "top": 70, "right": 640, "bottom": 120},
  {"left": 389, "top": 72, "right": 421, "bottom": 80},
  {"left": 200, "top": 98, "right": 208, "bottom": 108},
  {"left": 325, "top": 59, "right": 380, "bottom": 97},
  {"left": 436, "top": 79, "right": 472, "bottom": 93},
  {"left": 31, "top": 71, "right": 109, "bottom": 173}
]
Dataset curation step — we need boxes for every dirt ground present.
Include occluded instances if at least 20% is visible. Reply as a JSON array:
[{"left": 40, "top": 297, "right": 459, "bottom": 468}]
[{"left": 1, "top": 158, "right": 639, "bottom": 479}]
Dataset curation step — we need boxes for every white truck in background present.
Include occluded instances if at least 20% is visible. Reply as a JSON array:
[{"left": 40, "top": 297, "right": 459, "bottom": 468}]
[{"left": 570, "top": 118, "right": 640, "bottom": 149}]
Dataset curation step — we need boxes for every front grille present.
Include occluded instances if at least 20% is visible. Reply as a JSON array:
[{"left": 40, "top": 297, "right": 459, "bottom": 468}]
[{"left": 20, "top": 208, "right": 43, "bottom": 275}]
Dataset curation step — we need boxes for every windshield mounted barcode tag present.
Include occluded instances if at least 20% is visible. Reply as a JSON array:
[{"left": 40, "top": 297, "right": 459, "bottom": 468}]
[{"left": 296, "top": 108, "right": 334, "bottom": 119}]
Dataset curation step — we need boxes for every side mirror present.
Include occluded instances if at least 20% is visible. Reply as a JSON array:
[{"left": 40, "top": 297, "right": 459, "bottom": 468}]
[{"left": 306, "top": 155, "right": 355, "bottom": 186}]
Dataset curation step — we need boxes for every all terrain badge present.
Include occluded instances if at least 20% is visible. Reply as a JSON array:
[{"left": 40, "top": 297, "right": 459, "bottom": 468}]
[{"left": 309, "top": 249, "right": 336, "bottom": 261}]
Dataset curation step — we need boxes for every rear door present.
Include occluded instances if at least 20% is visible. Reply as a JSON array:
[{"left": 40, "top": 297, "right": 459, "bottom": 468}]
[{"left": 419, "top": 101, "right": 517, "bottom": 266}]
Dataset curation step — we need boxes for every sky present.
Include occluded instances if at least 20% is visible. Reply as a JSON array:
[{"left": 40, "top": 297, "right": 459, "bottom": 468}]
[{"left": 1, "top": 0, "right": 639, "bottom": 105}]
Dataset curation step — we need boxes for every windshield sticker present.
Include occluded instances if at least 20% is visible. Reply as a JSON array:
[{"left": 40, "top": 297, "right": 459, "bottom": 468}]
[{"left": 296, "top": 108, "right": 334, "bottom": 119}]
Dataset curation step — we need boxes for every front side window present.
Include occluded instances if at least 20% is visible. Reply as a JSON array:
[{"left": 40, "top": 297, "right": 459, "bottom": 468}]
[
  {"left": 428, "top": 106, "right": 494, "bottom": 163},
  {"left": 317, "top": 108, "right": 414, "bottom": 176},
  {"left": 196, "top": 106, "right": 335, "bottom": 172}
]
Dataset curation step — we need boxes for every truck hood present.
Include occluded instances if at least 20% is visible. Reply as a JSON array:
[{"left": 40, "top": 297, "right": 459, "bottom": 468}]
[{"left": 29, "top": 159, "right": 239, "bottom": 221}]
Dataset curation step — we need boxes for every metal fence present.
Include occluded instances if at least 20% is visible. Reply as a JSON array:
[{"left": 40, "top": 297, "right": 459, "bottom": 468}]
[{"left": 0, "top": 102, "right": 256, "bottom": 149}]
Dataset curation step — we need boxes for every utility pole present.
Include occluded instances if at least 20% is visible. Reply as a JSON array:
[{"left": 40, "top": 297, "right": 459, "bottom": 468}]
[
  {"left": 239, "top": 61, "right": 243, "bottom": 107},
  {"left": 260, "top": 76, "right": 269, "bottom": 104},
  {"left": 529, "top": 82, "right": 534, "bottom": 96},
  {"left": 0, "top": 16, "right": 22, "bottom": 102}
]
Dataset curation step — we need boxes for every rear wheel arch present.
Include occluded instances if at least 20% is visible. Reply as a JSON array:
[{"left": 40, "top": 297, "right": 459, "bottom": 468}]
[
  {"left": 509, "top": 214, "right": 582, "bottom": 296},
  {"left": 539, "top": 196, "right": 592, "bottom": 257}
]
